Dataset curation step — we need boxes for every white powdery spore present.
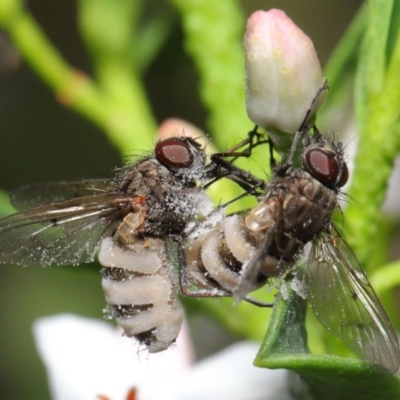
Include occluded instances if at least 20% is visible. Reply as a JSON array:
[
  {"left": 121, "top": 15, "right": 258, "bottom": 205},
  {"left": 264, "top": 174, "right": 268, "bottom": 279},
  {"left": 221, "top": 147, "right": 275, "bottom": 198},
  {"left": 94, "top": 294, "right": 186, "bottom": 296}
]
[
  {"left": 165, "top": 191, "right": 213, "bottom": 223},
  {"left": 290, "top": 275, "right": 309, "bottom": 300},
  {"left": 190, "top": 192, "right": 214, "bottom": 217},
  {"left": 279, "top": 281, "right": 288, "bottom": 300},
  {"left": 204, "top": 206, "right": 225, "bottom": 226},
  {"left": 186, "top": 206, "right": 225, "bottom": 240}
]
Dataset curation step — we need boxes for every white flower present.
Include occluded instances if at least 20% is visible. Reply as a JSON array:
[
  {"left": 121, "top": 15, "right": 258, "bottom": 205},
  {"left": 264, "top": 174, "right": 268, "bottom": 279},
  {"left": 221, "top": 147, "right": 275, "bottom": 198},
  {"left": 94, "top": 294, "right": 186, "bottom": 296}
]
[
  {"left": 177, "top": 342, "right": 292, "bottom": 400},
  {"left": 33, "top": 314, "right": 294, "bottom": 400},
  {"left": 244, "top": 9, "right": 326, "bottom": 150},
  {"left": 33, "top": 314, "right": 193, "bottom": 400}
]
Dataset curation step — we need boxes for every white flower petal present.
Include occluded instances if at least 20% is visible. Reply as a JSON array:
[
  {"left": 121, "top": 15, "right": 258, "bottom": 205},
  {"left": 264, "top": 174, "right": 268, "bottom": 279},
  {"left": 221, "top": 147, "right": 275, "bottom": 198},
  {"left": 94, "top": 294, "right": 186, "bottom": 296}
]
[
  {"left": 177, "top": 342, "right": 293, "bottom": 400},
  {"left": 33, "top": 314, "right": 193, "bottom": 400}
]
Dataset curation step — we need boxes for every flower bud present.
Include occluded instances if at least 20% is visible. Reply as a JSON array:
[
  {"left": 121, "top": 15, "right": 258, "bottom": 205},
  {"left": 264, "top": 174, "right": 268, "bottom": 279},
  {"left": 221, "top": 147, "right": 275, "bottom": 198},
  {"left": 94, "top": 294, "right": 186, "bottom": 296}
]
[
  {"left": 157, "top": 118, "right": 212, "bottom": 152},
  {"left": 244, "top": 9, "right": 326, "bottom": 150}
]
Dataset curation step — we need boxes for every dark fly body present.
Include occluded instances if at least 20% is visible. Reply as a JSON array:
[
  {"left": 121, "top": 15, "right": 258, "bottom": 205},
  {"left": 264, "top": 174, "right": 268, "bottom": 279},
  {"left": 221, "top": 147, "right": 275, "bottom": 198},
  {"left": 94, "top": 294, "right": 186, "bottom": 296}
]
[
  {"left": 179, "top": 131, "right": 400, "bottom": 373},
  {"left": 0, "top": 135, "right": 262, "bottom": 352}
]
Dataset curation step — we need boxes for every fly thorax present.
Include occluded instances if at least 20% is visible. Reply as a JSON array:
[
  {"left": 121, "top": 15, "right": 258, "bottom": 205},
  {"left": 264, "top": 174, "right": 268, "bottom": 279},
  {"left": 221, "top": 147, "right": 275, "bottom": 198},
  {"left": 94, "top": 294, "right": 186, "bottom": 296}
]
[
  {"left": 281, "top": 169, "right": 337, "bottom": 245},
  {"left": 146, "top": 190, "right": 212, "bottom": 236},
  {"left": 117, "top": 159, "right": 159, "bottom": 195},
  {"left": 119, "top": 159, "right": 183, "bottom": 196}
]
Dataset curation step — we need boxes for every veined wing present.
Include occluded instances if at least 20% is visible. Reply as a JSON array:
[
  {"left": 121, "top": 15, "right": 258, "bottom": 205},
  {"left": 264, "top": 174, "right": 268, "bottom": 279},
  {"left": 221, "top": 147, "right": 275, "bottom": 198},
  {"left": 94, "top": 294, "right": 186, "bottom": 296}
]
[
  {"left": 0, "top": 193, "right": 132, "bottom": 267},
  {"left": 304, "top": 230, "right": 400, "bottom": 373},
  {"left": 232, "top": 224, "right": 277, "bottom": 301},
  {"left": 10, "top": 179, "right": 111, "bottom": 211}
]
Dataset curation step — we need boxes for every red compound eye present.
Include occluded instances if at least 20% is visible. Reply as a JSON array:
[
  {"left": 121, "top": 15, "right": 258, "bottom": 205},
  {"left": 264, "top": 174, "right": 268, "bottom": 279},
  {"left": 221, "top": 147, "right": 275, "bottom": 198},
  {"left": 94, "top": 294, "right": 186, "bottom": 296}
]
[
  {"left": 304, "top": 145, "right": 348, "bottom": 187},
  {"left": 337, "top": 161, "right": 349, "bottom": 187},
  {"left": 155, "top": 138, "right": 194, "bottom": 168}
]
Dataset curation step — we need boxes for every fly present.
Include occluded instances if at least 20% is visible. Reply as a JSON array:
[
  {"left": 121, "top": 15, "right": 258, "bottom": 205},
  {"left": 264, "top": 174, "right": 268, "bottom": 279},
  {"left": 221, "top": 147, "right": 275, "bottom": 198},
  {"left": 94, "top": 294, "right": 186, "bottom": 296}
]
[
  {"left": 179, "top": 114, "right": 400, "bottom": 373},
  {"left": 0, "top": 135, "right": 264, "bottom": 352}
]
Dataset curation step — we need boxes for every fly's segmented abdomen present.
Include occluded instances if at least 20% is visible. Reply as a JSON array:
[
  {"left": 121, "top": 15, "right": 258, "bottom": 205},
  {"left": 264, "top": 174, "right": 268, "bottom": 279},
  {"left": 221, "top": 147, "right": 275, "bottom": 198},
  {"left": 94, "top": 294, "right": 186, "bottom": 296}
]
[
  {"left": 182, "top": 169, "right": 337, "bottom": 298},
  {"left": 183, "top": 214, "right": 278, "bottom": 294},
  {"left": 99, "top": 235, "right": 184, "bottom": 353}
]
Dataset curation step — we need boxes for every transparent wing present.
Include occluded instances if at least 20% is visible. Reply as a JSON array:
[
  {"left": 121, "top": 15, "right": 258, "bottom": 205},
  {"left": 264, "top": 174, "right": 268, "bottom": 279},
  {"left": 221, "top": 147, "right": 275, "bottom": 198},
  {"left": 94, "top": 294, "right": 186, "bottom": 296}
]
[
  {"left": 0, "top": 193, "right": 131, "bottom": 266},
  {"left": 232, "top": 224, "right": 277, "bottom": 300},
  {"left": 304, "top": 230, "right": 400, "bottom": 373},
  {"left": 10, "top": 179, "right": 111, "bottom": 211}
]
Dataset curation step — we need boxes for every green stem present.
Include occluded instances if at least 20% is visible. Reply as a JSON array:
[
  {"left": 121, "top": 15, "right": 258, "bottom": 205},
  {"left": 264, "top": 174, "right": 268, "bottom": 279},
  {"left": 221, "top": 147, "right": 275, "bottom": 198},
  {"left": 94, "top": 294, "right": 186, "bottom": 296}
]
[
  {"left": 344, "top": 2, "right": 400, "bottom": 267},
  {"left": 169, "top": 0, "right": 249, "bottom": 150},
  {"left": 371, "top": 260, "right": 400, "bottom": 293},
  {"left": 0, "top": 1, "right": 109, "bottom": 129},
  {"left": 0, "top": 0, "right": 157, "bottom": 155}
]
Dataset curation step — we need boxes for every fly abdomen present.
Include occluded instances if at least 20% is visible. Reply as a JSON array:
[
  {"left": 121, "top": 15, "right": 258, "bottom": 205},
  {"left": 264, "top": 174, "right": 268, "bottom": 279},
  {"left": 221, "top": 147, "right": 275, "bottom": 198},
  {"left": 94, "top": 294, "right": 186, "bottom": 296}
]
[
  {"left": 99, "top": 236, "right": 184, "bottom": 353},
  {"left": 185, "top": 215, "right": 277, "bottom": 294}
]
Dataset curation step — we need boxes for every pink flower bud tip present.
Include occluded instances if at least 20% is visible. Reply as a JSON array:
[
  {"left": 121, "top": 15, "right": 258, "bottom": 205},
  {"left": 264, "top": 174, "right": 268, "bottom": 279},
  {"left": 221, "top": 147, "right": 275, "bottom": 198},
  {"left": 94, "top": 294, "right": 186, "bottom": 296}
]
[{"left": 244, "top": 9, "right": 326, "bottom": 135}]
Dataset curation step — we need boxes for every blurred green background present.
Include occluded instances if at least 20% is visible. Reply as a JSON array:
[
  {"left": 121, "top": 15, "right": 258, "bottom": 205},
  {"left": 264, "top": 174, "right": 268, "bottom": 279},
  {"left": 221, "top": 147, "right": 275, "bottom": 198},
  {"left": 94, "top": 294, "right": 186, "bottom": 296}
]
[{"left": 0, "top": 1, "right": 363, "bottom": 399}]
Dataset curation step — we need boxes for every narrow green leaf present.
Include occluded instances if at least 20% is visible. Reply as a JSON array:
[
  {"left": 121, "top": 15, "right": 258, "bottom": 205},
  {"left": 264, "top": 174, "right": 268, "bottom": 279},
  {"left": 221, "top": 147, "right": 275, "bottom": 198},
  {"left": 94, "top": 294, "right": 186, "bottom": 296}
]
[
  {"left": 134, "top": 11, "right": 176, "bottom": 73},
  {"left": 78, "top": 0, "right": 141, "bottom": 62},
  {"left": 77, "top": 0, "right": 157, "bottom": 153},
  {"left": 371, "top": 260, "right": 400, "bottom": 293},
  {"left": 169, "top": 1, "right": 271, "bottom": 211},
  {"left": 0, "top": 190, "right": 15, "bottom": 218},
  {"left": 255, "top": 280, "right": 400, "bottom": 400},
  {"left": 354, "top": 1, "right": 393, "bottom": 127},
  {"left": 364, "top": 0, "right": 393, "bottom": 96},
  {"left": 169, "top": 0, "right": 249, "bottom": 150},
  {"left": 322, "top": 4, "right": 366, "bottom": 112},
  {"left": 344, "top": 3, "right": 400, "bottom": 267},
  {"left": 255, "top": 281, "right": 308, "bottom": 359},
  {"left": 354, "top": 0, "right": 392, "bottom": 130}
]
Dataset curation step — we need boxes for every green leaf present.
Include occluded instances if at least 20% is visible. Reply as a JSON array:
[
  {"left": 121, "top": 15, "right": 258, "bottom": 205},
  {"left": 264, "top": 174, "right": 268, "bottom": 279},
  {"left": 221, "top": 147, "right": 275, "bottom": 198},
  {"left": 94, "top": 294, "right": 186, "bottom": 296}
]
[
  {"left": 321, "top": 4, "right": 366, "bottom": 130},
  {"left": 0, "top": 189, "right": 14, "bottom": 218},
  {"left": 344, "top": 2, "right": 400, "bottom": 268},
  {"left": 363, "top": 0, "right": 393, "bottom": 96},
  {"left": 169, "top": 0, "right": 248, "bottom": 149},
  {"left": 134, "top": 10, "right": 176, "bottom": 73},
  {"left": 255, "top": 280, "right": 400, "bottom": 399},
  {"left": 169, "top": 1, "right": 272, "bottom": 212},
  {"left": 78, "top": 0, "right": 142, "bottom": 62},
  {"left": 77, "top": 0, "right": 157, "bottom": 153},
  {"left": 371, "top": 259, "right": 400, "bottom": 294},
  {"left": 255, "top": 281, "right": 309, "bottom": 364}
]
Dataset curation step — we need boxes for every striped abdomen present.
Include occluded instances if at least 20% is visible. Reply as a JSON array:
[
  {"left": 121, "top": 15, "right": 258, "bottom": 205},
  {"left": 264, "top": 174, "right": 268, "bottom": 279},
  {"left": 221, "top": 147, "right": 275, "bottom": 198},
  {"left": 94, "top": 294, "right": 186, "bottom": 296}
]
[
  {"left": 182, "top": 167, "right": 337, "bottom": 297},
  {"left": 98, "top": 235, "right": 183, "bottom": 353},
  {"left": 183, "top": 214, "right": 278, "bottom": 295}
]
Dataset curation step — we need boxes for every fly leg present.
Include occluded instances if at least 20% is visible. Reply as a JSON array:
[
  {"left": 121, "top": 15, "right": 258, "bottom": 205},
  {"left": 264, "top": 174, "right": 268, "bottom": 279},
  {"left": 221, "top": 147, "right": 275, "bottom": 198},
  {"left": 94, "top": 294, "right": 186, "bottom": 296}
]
[
  {"left": 212, "top": 125, "right": 269, "bottom": 161},
  {"left": 204, "top": 127, "right": 270, "bottom": 193}
]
